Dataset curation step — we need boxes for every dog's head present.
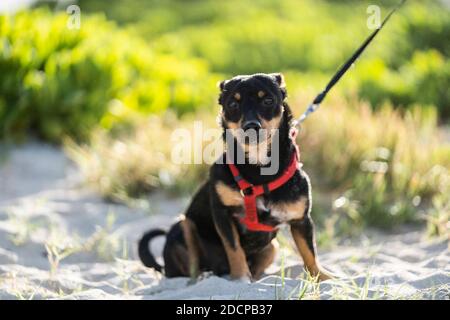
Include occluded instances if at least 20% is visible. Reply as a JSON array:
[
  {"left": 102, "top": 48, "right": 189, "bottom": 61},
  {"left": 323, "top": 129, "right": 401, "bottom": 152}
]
[
  {"left": 218, "top": 73, "right": 288, "bottom": 147},
  {"left": 218, "top": 73, "right": 291, "bottom": 165}
]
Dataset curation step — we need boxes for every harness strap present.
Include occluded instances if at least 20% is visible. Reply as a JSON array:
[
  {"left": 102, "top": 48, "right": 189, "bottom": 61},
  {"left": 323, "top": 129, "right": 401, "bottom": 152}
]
[{"left": 227, "top": 150, "right": 299, "bottom": 232}]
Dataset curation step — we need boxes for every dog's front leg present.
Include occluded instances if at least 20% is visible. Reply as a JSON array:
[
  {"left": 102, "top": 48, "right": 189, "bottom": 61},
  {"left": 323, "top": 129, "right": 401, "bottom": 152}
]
[
  {"left": 216, "top": 221, "right": 251, "bottom": 281},
  {"left": 290, "top": 217, "right": 331, "bottom": 281},
  {"left": 211, "top": 192, "right": 251, "bottom": 281}
]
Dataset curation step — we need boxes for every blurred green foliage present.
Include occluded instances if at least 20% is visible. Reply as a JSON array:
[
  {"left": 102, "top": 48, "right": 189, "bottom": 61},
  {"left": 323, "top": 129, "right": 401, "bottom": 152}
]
[
  {"left": 0, "top": 9, "right": 217, "bottom": 141},
  {"left": 297, "top": 96, "right": 450, "bottom": 235},
  {"left": 1, "top": 0, "right": 449, "bottom": 141},
  {"left": 75, "top": 0, "right": 450, "bottom": 117}
]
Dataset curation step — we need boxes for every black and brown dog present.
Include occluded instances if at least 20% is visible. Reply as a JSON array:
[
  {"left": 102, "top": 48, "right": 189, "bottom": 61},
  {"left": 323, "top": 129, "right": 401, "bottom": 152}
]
[{"left": 138, "top": 73, "right": 331, "bottom": 281}]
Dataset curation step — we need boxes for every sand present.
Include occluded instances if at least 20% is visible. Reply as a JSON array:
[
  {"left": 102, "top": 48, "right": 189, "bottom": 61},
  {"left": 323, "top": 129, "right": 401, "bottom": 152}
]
[{"left": 0, "top": 143, "right": 448, "bottom": 300}]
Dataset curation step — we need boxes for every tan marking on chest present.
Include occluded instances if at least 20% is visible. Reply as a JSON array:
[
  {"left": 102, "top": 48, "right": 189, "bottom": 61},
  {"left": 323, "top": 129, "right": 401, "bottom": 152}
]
[
  {"left": 245, "top": 141, "right": 271, "bottom": 165},
  {"left": 215, "top": 181, "right": 243, "bottom": 207},
  {"left": 268, "top": 196, "right": 308, "bottom": 222}
]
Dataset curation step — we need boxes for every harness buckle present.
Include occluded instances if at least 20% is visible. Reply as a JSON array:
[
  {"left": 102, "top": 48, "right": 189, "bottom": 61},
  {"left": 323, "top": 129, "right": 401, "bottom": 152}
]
[{"left": 239, "top": 187, "right": 253, "bottom": 197}]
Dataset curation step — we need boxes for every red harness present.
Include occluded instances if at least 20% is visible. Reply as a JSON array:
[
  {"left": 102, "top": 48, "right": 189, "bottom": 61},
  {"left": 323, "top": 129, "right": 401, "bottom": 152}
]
[{"left": 227, "top": 130, "right": 300, "bottom": 232}]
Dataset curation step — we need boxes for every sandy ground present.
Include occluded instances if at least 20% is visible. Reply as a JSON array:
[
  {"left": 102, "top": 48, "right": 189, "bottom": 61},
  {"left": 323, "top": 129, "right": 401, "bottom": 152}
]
[{"left": 0, "top": 143, "right": 448, "bottom": 300}]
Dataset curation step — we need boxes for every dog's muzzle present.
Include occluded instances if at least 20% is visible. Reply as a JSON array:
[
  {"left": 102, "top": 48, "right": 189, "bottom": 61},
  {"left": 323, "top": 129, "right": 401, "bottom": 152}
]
[
  {"left": 242, "top": 120, "right": 261, "bottom": 132},
  {"left": 241, "top": 120, "right": 263, "bottom": 145}
]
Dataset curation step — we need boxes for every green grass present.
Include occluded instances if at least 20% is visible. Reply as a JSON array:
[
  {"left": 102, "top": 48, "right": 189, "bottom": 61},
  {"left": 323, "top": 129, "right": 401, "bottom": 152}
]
[
  {"left": 66, "top": 111, "right": 214, "bottom": 201},
  {"left": 295, "top": 92, "right": 450, "bottom": 234}
]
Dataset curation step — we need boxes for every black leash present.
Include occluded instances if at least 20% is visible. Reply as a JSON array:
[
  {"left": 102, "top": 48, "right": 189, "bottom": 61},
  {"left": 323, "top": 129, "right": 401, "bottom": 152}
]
[{"left": 293, "top": 0, "right": 408, "bottom": 127}]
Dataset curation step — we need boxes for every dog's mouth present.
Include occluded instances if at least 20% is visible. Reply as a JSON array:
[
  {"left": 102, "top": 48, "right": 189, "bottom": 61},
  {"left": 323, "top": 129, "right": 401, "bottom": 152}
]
[
  {"left": 241, "top": 120, "right": 262, "bottom": 144},
  {"left": 236, "top": 127, "right": 271, "bottom": 145}
]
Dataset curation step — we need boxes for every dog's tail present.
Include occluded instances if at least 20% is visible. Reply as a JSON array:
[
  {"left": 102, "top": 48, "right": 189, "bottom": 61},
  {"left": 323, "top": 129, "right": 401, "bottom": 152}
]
[{"left": 138, "top": 229, "right": 166, "bottom": 272}]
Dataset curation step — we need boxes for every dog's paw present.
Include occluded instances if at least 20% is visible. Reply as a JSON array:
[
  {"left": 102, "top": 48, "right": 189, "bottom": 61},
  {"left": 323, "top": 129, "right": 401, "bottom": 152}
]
[
  {"left": 198, "top": 271, "right": 214, "bottom": 281},
  {"left": 316, "top": 269, "right": 335, "bottom": 282},
  {"left": 187, "top": 271, "right": 214, "bottom": 285},
  {"left": 318, "top": 272, "right": 332, "bottom": 282}
]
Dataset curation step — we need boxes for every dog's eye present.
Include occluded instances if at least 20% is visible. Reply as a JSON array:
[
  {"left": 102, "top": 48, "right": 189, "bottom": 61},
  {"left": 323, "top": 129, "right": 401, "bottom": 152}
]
[
  {"left": 262, "top": 97, "right": 274, "bottom": 107},
  {"left": 228, "top": 100, "right": 239, "bottom": 110}
]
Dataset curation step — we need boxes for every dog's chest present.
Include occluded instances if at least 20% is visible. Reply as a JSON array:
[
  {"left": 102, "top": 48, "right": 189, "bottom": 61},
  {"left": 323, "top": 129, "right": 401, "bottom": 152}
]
[
  {"left": 233, "top": 196, "right": 306, "bottom": 225},
  {"left": 215, "top": 182, "right": 307, "bottom": 224},
  {"left": 255, "top": 197, "right": 306, "bottom": 224}
]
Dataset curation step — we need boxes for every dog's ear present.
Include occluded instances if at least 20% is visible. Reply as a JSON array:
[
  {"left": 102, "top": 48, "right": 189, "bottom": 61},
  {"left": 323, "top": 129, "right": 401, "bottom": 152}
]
[
  {"left": 217, "top": 79, "right": 229, "bottom": 105},
  {"left": 270, "top": 73, "right": 287, "bottom": 99},
  {"left": 218, "top": 79, "right": 229, "bottom": 92},
  {"left": 270, "top": 73, "right": 286, "bottom": 88}
]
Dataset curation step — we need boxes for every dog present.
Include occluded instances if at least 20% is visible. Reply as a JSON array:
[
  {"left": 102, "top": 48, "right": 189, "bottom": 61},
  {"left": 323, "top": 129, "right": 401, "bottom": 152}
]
[{"left": 138, "top": 73, "right": 331, "bottom": 281}]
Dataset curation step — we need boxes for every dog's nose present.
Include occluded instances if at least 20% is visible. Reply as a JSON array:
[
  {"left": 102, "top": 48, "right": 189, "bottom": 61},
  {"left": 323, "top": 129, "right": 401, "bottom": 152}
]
[{"left": 242, "top": 120, "right": 261, "bottom": 132}]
